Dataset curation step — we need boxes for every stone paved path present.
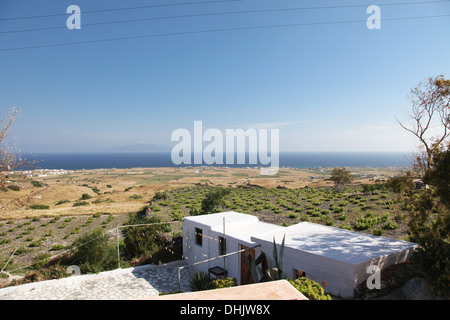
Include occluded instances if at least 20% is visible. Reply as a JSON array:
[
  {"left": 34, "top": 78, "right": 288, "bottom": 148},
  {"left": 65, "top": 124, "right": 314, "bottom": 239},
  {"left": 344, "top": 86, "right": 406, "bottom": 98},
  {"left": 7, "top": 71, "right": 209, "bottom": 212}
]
[{"left": 0, "top": 260, "right": 197, "bottom": 300}]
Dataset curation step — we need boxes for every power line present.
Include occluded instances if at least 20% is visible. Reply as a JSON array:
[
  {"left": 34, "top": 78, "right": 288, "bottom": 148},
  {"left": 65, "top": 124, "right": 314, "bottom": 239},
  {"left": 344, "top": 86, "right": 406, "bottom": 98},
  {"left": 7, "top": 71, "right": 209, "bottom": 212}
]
[
  {"left": 1, "top": 14, "right": 449, "bottom": 53},
  {"left": 0, "top": 0, "right": 245, "bottom": 22},
  {"left": 2, "top": 0, "right": 450, "bottom": 35}
]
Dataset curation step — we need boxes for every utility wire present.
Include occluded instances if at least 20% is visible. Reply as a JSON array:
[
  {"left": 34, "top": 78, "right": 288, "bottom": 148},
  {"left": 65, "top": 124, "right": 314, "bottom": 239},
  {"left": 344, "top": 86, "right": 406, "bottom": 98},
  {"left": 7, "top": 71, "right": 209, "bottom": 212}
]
[
  {"left": 0, "top": 0, "right": 245, "bottom": 22},
  {"left": 2, "top": 0, "right": 450, "bottom": 35},
  {"left": 1, "top": 14, "right": 449, "bottom": 53}
]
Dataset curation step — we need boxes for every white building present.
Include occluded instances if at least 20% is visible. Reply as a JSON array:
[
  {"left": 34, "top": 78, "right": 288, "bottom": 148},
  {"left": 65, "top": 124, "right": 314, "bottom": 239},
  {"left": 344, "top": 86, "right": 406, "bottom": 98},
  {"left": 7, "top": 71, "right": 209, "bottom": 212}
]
[{"left": 182, "top": 211, "right": 418, "bottom": 298}]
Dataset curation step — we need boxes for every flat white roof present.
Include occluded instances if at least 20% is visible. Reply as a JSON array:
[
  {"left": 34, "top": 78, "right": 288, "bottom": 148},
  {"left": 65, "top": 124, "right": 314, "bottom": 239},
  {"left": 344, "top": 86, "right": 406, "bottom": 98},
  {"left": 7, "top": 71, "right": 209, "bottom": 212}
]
[
  {"left": 252, "top": 222, "right": 418, "bottom": 264},
  {"left": 184, "top": 211, "right": 259, "bottom": 228},
  {"left": 183, "top": 211, "right": 284, "bottom": 244}
]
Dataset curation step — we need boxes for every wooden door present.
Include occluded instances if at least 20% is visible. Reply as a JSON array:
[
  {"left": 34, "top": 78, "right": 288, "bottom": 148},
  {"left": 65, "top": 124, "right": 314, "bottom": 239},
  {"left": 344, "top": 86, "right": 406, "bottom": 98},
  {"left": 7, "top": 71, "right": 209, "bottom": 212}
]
[{"left": 240, "top": 245, "right": 255, "bottom": 285}]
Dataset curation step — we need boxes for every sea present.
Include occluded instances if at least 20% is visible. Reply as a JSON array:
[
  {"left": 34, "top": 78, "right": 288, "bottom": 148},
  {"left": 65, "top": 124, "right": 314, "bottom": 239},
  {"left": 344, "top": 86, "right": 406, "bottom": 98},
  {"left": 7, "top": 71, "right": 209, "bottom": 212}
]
[{"left": 18, "top": 152, "right": 413, "bottom": 171}]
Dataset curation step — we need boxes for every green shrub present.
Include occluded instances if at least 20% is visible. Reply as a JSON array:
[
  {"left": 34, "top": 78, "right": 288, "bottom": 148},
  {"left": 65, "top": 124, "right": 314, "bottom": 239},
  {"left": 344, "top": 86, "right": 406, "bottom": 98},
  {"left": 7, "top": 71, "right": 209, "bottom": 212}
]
[
  {"left": 172, "top": 209, "right": 184, "bottom": 221},
  {"left": 273, "top": 207, "right": 283, "bottom": 214},
  {"left": 28, "top": 239, "right": 43, "bottom": 247},
  {"left": 18, "top": 263, "right": 70, "bottom": 284},
  {"left": 44, "top": 230, "right": 53, "bottom": 237},
  {"left": 211, "top": 277, "right": 237, "bottom": 289},
  {"left": 122, "top": 213, "right": 170, "bottom": 259},
  {"left": 80, "top": 193, "right": 92, "bottom": 200},
  {"left": 91, "top": 187, "right": 100, "bottom": 194},
  {"left": 7, "top": 185, "right": 20, "bottom": 191},
  {"left": 51, "top": 244, "right": 66, "bottom": 251},
  {"left": 288, "top": 277, "right": 332, "bottom": 300},
  {"left": 30, "top": 180, "right": 45, "bottom": 187},
  {"left": 73, "top": 201, "right": 89, "bottom": 207},
  {"left": 69, "top": 229, "right": 117, "bottom": 274},
  {"left": 149, "top": 205, "right": 161, "bottom": 212},
  {"left": 29, "top": 204, "right": 49, "bottom": 210},
  {"left": 372, "top": 228, "right": 384, "bottom": 236},
  {"left": 152, "top": 191, "right": 168, "bottom": 200},
  {"left": 55, "top": 199, "right": 70, "bottom": 205},
  {"left": 70, "top": 227, "right": 81, "bottom": 234},
  {"left": 15, "top": 247, "right": 30, "bottom": 255},
  {"left": 338, "top": 213, "right": 347, "bottom": 221},
  {"left": 383, "top": 221, "right": 399, "bottom": 230},
  {"left": 339, "top": 222, "right": 352, "bottom": 231}
]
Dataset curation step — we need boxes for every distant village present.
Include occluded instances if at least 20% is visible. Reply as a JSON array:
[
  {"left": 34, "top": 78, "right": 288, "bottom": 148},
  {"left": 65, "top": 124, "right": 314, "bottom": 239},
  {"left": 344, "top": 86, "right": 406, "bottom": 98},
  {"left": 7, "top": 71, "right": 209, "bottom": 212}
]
[{"left": 9, "top": 169, "right": 74, "bottom": 178}]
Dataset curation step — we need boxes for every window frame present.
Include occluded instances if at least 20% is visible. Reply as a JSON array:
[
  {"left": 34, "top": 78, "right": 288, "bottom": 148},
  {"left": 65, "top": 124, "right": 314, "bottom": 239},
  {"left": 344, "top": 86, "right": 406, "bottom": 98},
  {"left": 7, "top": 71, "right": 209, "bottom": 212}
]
[
  {"left": 195, "top": 227, "right": 203, "bottom": 246},
  {"left": 219, "top": 236, "right": 226, "bottom": 255}
]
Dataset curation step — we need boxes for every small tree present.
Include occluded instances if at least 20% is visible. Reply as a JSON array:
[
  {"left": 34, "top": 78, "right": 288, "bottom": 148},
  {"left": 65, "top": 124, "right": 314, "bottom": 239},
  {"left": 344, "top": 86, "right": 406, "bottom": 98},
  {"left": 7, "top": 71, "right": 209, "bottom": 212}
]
[
  {"left": 423, "top": 146, "right": 450, "bottom": 206},
  {"left": 395, "top": 75, "right": 450, "bottom": 297},
  {"left": 387, "top": 171, "right": 415, "bottom": 194},
  {"left": 0, "top": 107, "right": 30, "bottom": 187},
  {"left": 69, "top": 229, "right": 117, "bottom": 274},
  {"left": 407, "top": 146, "right": 450, "bottom": 296},
  {"left": 330, "top": 167, "right": 353, "bottom": 191},
  {"left": 200, "top": 187, "right": 231, "bottom": 215},
  {"left": 122, "top": 212, "right": 171, "bottom": 259},
  {"left": 397, "top": 74, "right": 450, "bottom": 174}
]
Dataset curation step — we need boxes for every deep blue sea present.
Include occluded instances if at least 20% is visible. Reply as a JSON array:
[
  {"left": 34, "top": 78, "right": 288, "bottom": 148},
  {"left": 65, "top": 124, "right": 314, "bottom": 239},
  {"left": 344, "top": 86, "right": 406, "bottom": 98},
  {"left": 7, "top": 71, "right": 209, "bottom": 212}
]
[{"left": 19, "top": 152, "right": 413, "bottom": 170}]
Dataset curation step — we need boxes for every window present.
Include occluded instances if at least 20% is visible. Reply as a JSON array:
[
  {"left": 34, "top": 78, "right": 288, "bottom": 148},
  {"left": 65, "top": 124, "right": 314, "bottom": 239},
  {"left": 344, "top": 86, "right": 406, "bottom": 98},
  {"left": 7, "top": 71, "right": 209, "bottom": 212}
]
[
  {"left": 219, "top": 236, "right": 226, "bottom": 255},
  {"left": 195, "top": 227, "right": 203, "bottom": 246}
]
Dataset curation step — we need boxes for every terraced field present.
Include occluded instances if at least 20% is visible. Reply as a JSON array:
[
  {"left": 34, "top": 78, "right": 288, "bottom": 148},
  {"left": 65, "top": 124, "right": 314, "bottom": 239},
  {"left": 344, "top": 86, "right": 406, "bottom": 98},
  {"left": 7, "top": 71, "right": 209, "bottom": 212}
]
[{"left": 0, "top": 166, "right": 408, "bottom": 278}]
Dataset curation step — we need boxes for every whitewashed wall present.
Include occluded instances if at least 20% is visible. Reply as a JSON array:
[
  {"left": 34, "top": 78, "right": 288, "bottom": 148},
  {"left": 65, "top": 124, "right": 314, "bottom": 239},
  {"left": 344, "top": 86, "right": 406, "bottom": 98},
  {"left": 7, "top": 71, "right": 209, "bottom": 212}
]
[
  {"left": 182, "top": 218, "right": 258, "bottom": 285},
  {"left": 255, "top": 238, "right": 356, "bottom": 298}
]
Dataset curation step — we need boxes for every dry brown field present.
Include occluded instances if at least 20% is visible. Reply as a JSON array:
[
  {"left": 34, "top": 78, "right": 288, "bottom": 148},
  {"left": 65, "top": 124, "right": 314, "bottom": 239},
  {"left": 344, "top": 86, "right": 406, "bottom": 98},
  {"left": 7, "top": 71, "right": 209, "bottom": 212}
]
[{"left": 0, "top": 166, "right": 405, "bottom": 221}]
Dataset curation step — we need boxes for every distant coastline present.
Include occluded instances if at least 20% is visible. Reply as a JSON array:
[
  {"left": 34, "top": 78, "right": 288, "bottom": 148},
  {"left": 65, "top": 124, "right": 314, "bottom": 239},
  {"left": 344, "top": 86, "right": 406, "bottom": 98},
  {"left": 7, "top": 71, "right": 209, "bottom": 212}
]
[{"left": 18, "top": 152, "right": 413, "bottom": 171}]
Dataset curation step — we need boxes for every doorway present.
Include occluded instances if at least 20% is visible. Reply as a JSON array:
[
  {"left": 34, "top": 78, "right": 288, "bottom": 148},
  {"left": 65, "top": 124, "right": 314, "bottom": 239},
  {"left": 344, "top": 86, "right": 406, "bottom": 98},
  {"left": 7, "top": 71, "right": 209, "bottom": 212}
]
[{"left": 240, "top": 245, "right": 255, "bottom": 285}]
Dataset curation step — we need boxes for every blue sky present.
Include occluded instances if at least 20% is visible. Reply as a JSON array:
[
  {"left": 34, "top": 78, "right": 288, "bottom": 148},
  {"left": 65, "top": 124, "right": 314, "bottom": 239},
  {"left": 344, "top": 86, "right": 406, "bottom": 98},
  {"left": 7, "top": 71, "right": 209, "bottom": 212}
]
[{"left": 0, "top": 0, "right": 449, "bottom": 153}]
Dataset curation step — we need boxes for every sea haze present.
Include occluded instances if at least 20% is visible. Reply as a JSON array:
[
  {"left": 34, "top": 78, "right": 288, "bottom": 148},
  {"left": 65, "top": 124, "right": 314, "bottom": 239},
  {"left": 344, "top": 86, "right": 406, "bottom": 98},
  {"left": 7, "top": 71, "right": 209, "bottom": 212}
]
[{"left": 19, "top": 152, "right": 413, "bottom": 171}]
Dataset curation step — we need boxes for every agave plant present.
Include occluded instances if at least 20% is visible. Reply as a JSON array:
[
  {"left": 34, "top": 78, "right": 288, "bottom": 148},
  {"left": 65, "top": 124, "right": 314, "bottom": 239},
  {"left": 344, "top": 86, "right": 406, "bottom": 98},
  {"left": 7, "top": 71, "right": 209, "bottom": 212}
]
[
  {"left": 248, "top": 235, "right": 288, "bottom": 283},
  {"left": 189, "top": 271, "right": 213, "bottom": 291}
]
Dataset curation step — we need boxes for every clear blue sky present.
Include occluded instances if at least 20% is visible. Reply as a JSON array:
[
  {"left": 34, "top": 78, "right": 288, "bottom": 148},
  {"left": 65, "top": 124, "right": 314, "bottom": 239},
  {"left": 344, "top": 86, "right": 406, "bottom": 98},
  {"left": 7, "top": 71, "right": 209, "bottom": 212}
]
[{"left": 0, "top": 0, "right": 449, "bottom": 153}]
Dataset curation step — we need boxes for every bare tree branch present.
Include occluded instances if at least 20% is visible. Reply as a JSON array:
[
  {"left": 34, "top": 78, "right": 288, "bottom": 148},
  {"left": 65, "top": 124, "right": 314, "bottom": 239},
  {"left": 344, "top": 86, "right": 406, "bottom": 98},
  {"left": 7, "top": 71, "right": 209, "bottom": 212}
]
[
  {"left": 0, "top": 107, "right": 32, "bottom": 187},
  {"left": 398, "top": 75, "right": 450, "bottom": 173}
]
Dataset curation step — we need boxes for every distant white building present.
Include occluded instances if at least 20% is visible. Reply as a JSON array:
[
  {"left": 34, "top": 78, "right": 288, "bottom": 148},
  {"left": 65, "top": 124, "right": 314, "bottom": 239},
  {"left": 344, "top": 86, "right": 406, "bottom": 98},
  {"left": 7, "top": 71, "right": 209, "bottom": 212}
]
[{"left": 182, "top": 211, "right": 418, "bottom": 298}]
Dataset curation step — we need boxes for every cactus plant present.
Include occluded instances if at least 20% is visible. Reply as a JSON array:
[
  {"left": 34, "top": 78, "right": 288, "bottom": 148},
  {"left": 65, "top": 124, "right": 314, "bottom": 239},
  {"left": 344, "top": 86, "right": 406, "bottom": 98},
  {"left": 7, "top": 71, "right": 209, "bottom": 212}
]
[{"left": 248, "top": 235, "right": 288, "bottom": 283}]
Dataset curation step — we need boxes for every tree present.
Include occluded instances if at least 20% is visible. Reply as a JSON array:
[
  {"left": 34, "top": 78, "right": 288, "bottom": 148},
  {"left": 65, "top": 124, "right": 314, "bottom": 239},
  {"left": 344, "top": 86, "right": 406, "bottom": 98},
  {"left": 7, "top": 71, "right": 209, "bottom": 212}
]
[
  {"left": 423, "top": 146, "right": 450, "bottom": 206},
  {"left": 330, "top": 167, "right": 353, "bottom": 191},
  {"left": 406, "top": 169, "right": 449, "bottom": 296},
  {"left": 397, "top": 74, "right": 450, "bottom": 173},
  {"left": 387, "top": 171, "right": 415, "bottom": 194},
  {"left": 122, "top": 212, "right": 171, "bottom": 259},
  {"left": 69, "top": 229, "right": 117, "bottom": 274},
  {"left": 395, "top": 75, "right": 450, "bottom": 296},
  {"left": 200, "top": 187, "right": 231, "bottom": 215},
  {"left": 0, "top": 107, "right": 30, "bottom": 187}
]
